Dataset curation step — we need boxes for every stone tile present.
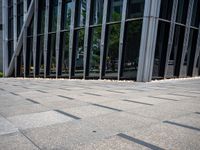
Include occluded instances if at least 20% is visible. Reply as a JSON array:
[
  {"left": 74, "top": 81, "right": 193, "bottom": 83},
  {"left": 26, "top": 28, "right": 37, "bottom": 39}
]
[
  {"left": 0, "top": 116, "right": 18, "bottom": 136},
  {"left": 0, "top": 132, "right": 39, "bottom": 150},
  {"left": 124, "top": 123, "right": 200, "bottom": 150},
  {"left": 7, "top": 111, "right": 73, "bottom": 130},
  {"left": 0, "top": 104, "right": 49, "bottom": 117},
  {"left": 60, "top": 105, "right": 115, "bottom": 119},
  {"left": 85, "top": 112, "right": 158, "bottom": 134},
  {"left": 73, "top": 135, "right": 149, "bottom": 150},
  {"left": 22, "top": 121, "right": 113, "bottom": 150}
]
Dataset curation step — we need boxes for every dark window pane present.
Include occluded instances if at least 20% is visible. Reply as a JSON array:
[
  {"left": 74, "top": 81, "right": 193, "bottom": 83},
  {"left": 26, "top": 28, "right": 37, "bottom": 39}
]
[
  {"left": 153, "top": 21, "right": 170, "bottom": 78},
  {"left": 27, "top": 16, "right": 34, "bottom": 36},
  {"left": 90, "top": 0, "right": 104, "bottom": 25},
  {"left": 127, "top": 0, "right": 145, "bottom": 19},
  {"left": 74, "top": 29, "right": 85, "bottom": 77},
  {"left": 8, "top": 41, "right": 14, "bottom": 65},
  {"left": 59, "top": 32, "right": 70, "bottom": 76},
  {"left": 38, "top": 0, "right": 46, "bottom": 34},
  {"left": 184, "top": 29, "right": 198, "bottom": 76},
  {"left": 47, "top": 34, "right": 56, "bottom": 76},
  {"left": 107, "top": 0, "right": 123, "bottom": 22},
  {"left": 104, "top": 24, "right": 120, "bottom": 78},
  {"left": 36, "top": 36, "right": 44, "bottom": 76},
  {"left": 26, "top": 38, "right": 34, "bottom": 76},
  {"left": 191, "top": 0, "right": 200, "bottom": 27},
  {"left": 49, "top": 0, "right": 58, "bottom": 32},
  {"left": 159, "top": 0, "right": 173, "bottom": 20},
  {"left": 122, "top": 20, "right": 142, "bottom": 80},
  {"left": 75, "top": 0, "right": 87, "bottom": 27},
  {"left": 17, "top": 49, "right": 24, "bottom": 77},
  {"left": 89, "top": 27, "right": 101, "bottom": 77},
  {"left": 61, "top": 0, "right": 72, "bottom": 30},
  {"left": 176, "top": 0, "right": 189, "bottom": 24},
  {"left": 166, "top": 25, "right": 185, "bottom": 78}
]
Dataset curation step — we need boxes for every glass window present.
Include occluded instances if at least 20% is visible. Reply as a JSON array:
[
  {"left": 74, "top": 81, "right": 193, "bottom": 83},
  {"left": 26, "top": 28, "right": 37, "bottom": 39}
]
[
  {"left": 8, "top": 41, "right": 14, "bottom": 65},
  {"left": 49, "top": 0, "right": 58, "bottom": 32},
  {"left": 90, "top": 0, "right": 104, "bottom": 25},
  {"left": 191, "top": 0, "right": 200, "bottom": 27},
  {"left": 159, "top": 0, "right": 173, "bottom": 20},
  {"left": 104, "top": 24, "right": 120, "bottom": 78},
  {"left": 36, "top": 36, "right": 44, "bottom": 76},
  {"left": 74, "top": 29, "right": 85, "bottom": 77},
  {"left": 176, "top": 0, "right": 189, "bottom": 24},
  {"left": 26, "top": 37, "right": 34, "bottom": 76},
  {"left": 38, "top": 0, "right": 46, "bottom": 34},
  {"left": 47, "top": 34, "right": 56, "bottom": 76},
  {"left": 122, "top": 20, "right": 142, "bottom": 80},
  {"left": 27, "top": 16, "right": 34, "bottom": 36},
  {"left": 184, "top": 29, "right": 198, "bottom": 76},
  {"left": 61, "top": 0, "right": 72, "bottom": 30},
  {"left": 166, "top": 25, "right": 185, "bottom": 78},
  {"left": 89, "top": 27, "right": 102, "bottom": 77},
  {"left": 107, "top": 0, "right": 123, "bottom": 22},
  {"left": 153, "top": 21, "right": 170, "bottom": 78},
  {"left": 17, "top": 49, "right": 24, "bottom": 77},
  {"left": 75, "top": 0, "right": 87, "bottom": 27},
  {"left": 59, "top": 32, "right": 70, "bottom": 76},
  {"left": 127, "top": 0, "right": 145, "bottom": 19}
]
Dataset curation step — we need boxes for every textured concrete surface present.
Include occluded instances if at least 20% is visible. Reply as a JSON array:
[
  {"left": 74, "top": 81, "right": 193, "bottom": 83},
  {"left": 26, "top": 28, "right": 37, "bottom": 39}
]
[{"left": 0, "top": 78, "right": 200, "bottom": 149}]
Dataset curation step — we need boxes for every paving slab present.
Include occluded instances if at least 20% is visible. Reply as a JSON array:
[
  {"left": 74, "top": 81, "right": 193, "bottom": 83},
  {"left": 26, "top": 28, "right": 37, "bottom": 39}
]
[{"left": 7, "top": 111, "right": 73, "bottom": 130}]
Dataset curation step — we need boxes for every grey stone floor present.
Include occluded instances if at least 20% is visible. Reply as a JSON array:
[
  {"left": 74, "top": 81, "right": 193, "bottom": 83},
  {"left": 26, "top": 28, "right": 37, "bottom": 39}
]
[{"left": 0, "top": 78, "right": 200, "bottom": 150}]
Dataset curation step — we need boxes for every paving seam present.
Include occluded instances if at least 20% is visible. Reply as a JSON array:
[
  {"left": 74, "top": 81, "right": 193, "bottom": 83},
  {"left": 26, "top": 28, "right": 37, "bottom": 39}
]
[{"left": 117, "top": 133, "right": 165, "bottom": 150}]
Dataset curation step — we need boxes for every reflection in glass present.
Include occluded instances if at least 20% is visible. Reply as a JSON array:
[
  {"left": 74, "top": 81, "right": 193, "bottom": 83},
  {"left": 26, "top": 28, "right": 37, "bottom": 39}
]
[
  {"left": 59, "top": 32, "right": 70, "bottom": 76},
  {"left": 90, "top": 0, "right": 104, "bottom": 25},
  {"left": 127, "top": 0, "right": 145, "bottom": 19},
  {"left": 191, "top": 0, "right": 200, "bottom": 27},
  {"left": 38, "top": 0, "right": 46, "bottom": 34},
  {"left": 47, "top": 34, "right": 56, "bottom": 75},
  {"left": 166, "top": 25, "right": 185, "bottom": 78},
  {"left": 36, "top": 36, "right": 44, "bottom": 76},
  {"left": 75, "top": 0, "right": 87, "bottom": 27},
  {"left": 153, "top": 21, "right": 170, "bottom": 78},
  {"left": 17, "top": 50, "right": 24, "bottom": 77},
  {"left": 159, "top": 0, "right": 173, "bottom": 20},
  {"left": 176, "top": 0, "right": 189, "bottom": 24},
  {"left": 89, "top": 27, "right": 101, "bottom": 77},
  {"left": 74, "top": 29, "right": 85, "bottom": 77},
  {"left": 184, "top": 29, "right": 198, "bottom": 77},
  {"left": 107, "top": 0, "right": 123, "bottom": 22},
  {"left": 104, "top": 24, "right": 120, "bottom": 78},
  {"left": 61, "top": 0, "right": 72, "bottom": 30},
  {"left": 122, "top": 20, "right": 142, "bottom": 80},
  {"left": 49, "top": 0, "right": 58, "bottom": 32},
  {"left": 26, "top": 38, "right": 34, "bottom": 76}
]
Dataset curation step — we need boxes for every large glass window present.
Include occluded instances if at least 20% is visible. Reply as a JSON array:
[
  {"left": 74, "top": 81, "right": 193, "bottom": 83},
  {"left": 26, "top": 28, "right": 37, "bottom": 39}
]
[
  {"left": 59, "top": 32, "right": 70, "bottom": 76},
  {"left": 75, "top": 0, "right": 87, "bottom": 27},
  {"left": 37, "top": 0, "right": 46, "bottom": 34},
  {"left": 88, "top": 27, "right": 102, "bottom": 77},
  {"left": 176, "top": 0, "right": 189, "bottom": 24},
  {"left": 159, "top": 0, "right": 173, "bottom": 20},
  {"left": 191, "top": 0, "right": 200, "bottom": 27},
  {"left": 184, "top": 29, "right": 198, "bottom": 77},
  {"left": 61, "top": 0, "right": 72, "bottom": 30},
  {"left": 74, "top": 29, "right": 85, "bottom": 77},
  {"left": 127, "top": 0, "right": 145, "bottom": 19},
  {"left": 153, "top": 21, "right": 170, "bottom": 78},
  {"left": 166, "top": 25, "right": 185, "bottom": 78},
  {"left": 49, "top": 0, "right": 58, "bottom": 32},
  {"left": 121, "top": 20, "right": 142, "bottom": 80},
  {"left": 17, "top": 0, "right": 24, "bottom": 37},
  {"left": 26, "top": 38, "right": 34, "bottom": 76},
  {"left": 104, "top": 24, "right": 120, "bottom": 78},
  {"left": 47, "top": 34, "right": 56, "bottom": 76},
  {"left": 36, "top": 36, "right": 44, "bottom": 76},
  {"left": 90, "top": 0, "right": 104, "bottom": 25},
  {"left": 107, "top": 0, "right": 123, "bottom": 22}
]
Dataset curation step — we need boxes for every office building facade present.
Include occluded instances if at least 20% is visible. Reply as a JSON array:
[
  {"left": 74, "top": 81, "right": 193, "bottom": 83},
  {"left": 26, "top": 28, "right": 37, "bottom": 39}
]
[{"left": 2, "top": 0, "right": 200, "bottom": 82}]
